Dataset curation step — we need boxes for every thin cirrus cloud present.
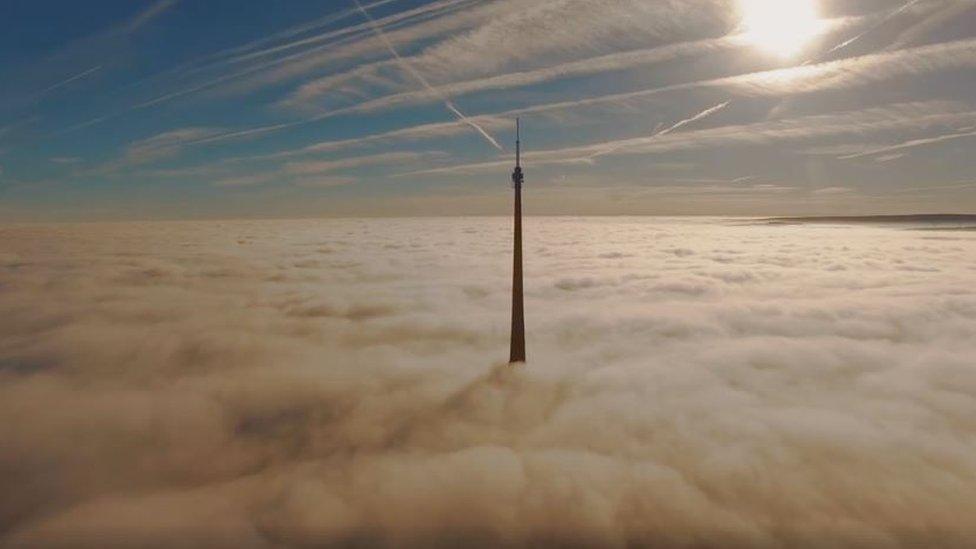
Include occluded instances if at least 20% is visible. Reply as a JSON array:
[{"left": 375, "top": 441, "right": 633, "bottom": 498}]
[
  {"left": 53, "top": 0, "right": 480, "bottom": 135},
  {"left": 453, "top": 36, "right": 976, "bottom": 116},
  {"left": 279, "top": 0, "right": 735, "bottom": 101},
  {"left": 193, "top": 0, "right": 485, "bottom": 101},
  {"left": 124, "top": 0, "right": 182, "bottom": 33},
  {"left": 133, "top": 149, "right": 442, "bottom": 192},
  {"left": 399, "top": 101, "right": 976, "bottom": 176},
  {"left": 55, "top": 0, "right": 733, "bottom": 138},
  {"left": 183, "top": 32, "right": 976, "bottom": 162},
  {"left": 351, "top": 0, "right": 504, "bottom": 151},
  {"left": 3, "top": 0, "right": 976, "bottom": 218},
  {"left": 149, "top": 93, "right": 976, "bottom": 189},
  {"left": 279, "top": 35, "right": 749, "bottom": 114},
  {"left": 280, "top": 0, "right": 747, "bottom": 111},
  {"left": 236, "top": 116, "right": 512, "bottom": 162},
  {"left": 122, "top": 127, "right": 223, "bottom": 165},
  {"left": 82, "top": 127, "right": 224, "bottom": 177},
  {"left": 283, "top": 150, "right": 444, "bottom": 176},
  {"left": 837, "top": 127, "right": 976, "bottom": 159},
  {"left": 181, "top": 0, "right": 403, "bottom": 72},
  {"left": 883, "top": 0, "right": 976, "bottom": 51}
]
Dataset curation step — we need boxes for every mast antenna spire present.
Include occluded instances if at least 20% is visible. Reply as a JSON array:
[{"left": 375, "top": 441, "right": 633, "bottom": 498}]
[{"left": 516, "top": 117, "right": 521, "bottom": 168}]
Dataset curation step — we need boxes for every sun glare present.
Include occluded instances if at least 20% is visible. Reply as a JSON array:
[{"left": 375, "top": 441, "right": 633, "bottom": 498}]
[{"left": 739, "top": 0, "right": 824, "bottom": 57}]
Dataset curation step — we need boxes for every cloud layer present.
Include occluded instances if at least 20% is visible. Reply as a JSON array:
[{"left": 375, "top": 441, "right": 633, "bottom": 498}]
[{"left": 2, "top": 218, "right": 976, "bottom": 547}]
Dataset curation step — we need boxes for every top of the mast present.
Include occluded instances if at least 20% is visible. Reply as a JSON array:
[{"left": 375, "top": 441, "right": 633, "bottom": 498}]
[
  {"left": 512, "top": 118, "right": 523, "bottom": 189},
  {"left": 516, "top": 118, "right": 521, "bottom": 168}
]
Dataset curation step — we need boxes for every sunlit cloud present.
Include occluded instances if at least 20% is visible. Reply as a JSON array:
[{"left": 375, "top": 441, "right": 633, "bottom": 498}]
[
  {"left": 281, "top": 36, "right": 747, "bottom": 114},
  {"left": 738, "top": 0, "right": 826, "bottom": 57}
]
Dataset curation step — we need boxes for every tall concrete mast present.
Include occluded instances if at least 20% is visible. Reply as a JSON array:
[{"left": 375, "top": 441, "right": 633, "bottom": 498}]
[{"left": 510, "top": 118, "right": 526, "bottom": 364}]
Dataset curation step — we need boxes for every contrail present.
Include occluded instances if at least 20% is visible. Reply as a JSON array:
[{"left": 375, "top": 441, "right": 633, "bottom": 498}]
[
  {"left": 656, "top": 100, "right": 730, "bottom": 137},
  {"left": 351, "top": 0, "right": 504, "bottom": 151},
  {"left": 39, "top": 66, "right": 102, "bottom": 96},
  {"left": 681, "top": 1, "right": 921, "bottom": 131},
  {"left": 837, "top": 128, "right": 976, "bottom": 159},
  {"left": 825, "top": 0, "right": 921, "bottom": 56},
  {"left": 588, "top": 100, "right": 730, "bottom": 160}
]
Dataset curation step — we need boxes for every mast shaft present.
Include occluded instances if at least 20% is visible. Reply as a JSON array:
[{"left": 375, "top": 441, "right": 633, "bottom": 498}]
[{"left": 510, "top": 118, "right": 526, "bottom": 364}]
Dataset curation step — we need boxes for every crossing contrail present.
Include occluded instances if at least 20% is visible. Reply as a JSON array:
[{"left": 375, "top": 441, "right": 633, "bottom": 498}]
[{"left": 351, "top": 0, "right": 504, "bottom": 152}]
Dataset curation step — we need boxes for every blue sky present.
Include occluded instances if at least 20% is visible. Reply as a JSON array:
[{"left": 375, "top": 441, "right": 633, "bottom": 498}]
[{"left": 1, "top": 0, "right": 976, "bottom": 220}]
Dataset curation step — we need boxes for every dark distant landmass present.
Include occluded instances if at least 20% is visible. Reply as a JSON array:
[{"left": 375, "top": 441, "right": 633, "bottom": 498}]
[{"left": 764, "top": 214, "right": 976, "bottom": 228}]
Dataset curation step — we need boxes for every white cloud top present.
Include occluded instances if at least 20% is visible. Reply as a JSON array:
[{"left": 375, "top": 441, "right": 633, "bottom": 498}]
[{"left": 2, "top": 217, "right": 976, "bottom": 546}]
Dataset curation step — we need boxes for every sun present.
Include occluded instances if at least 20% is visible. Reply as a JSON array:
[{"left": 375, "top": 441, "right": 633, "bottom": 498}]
[{"left": 739, "top": 0, "right": 825, "bottom": 58}]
